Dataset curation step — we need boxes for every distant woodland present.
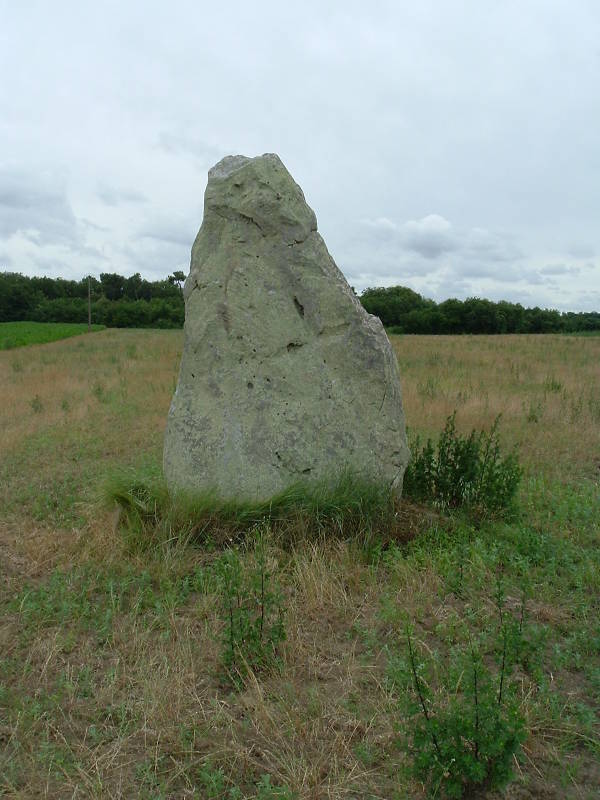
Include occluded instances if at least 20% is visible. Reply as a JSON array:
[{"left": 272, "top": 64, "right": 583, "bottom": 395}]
[
  {"left": 359, "top": 286, "right": 600, "bottom": 334},
  {"left": 1, "top": 271, "right": 599, "bottom": 334},
  {"left": 0, "top": 271, "right": 185, "bottom": 329}
]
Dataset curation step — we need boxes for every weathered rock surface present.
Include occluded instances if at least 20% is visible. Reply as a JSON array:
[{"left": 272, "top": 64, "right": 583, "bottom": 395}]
[{"left": 164, "top": 153, "right": 409, "bottom": 500}]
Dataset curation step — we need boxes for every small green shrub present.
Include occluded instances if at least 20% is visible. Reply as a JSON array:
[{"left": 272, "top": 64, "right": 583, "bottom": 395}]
[
  {"left": 525, "top": 401, "right": 542, "bottom": 423},
  {"left": 543, "top": 375, "right": 563, "bottom": 393},
  {"left": 30, "top": 394, "right": 43, "bottom": 413},
  {"left": 403, "top": 412, "right": 522, "bottom": 515},
  {"left": 92, "top": 382, "right": 108, "bottom": 403},
  {"left": 216, "top": 534, "right": 285, "bottom": 686},
  {"left": 254, "top": 774, "right": 294, "bottom": 799},
  {"left": 393, "top": 614, "right": 526, "bottom": 798}
]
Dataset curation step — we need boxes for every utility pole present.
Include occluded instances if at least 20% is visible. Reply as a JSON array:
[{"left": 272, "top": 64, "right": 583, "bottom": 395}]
[{"left": 88, "top": 275, "right": 92, "bottom": 332}]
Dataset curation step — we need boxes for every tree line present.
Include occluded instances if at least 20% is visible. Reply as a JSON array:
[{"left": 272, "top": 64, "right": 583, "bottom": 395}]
[
  {"left": 1, "top": 271, "right": 598, "bottom": 333},
  {"left": 359, "top": 286, "right": 600, "bottom": 334},
  {"left": 0, "top": 271, "right": 185, "bottom": 328}
]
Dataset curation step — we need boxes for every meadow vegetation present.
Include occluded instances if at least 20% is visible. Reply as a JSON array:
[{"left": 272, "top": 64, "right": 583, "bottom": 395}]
[
  {"left": 0, "top": 321, "right": 105, "bottom": 350},
  {"left": 0, "top": 330, "right": 598, "bottom": 798}
]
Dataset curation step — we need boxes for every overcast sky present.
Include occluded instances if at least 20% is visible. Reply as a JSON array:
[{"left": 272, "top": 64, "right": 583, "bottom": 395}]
[{"left": 1, "top": 1, "right": 599, "bottom": 310}]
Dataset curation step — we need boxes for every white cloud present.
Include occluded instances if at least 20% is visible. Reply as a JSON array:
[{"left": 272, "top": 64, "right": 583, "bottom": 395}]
[
  {"left": 402, "top": 215, "right": 457, "bottom": 259},
  {"left": 360, "top": 214, "right": 457, "bottom": 258}
]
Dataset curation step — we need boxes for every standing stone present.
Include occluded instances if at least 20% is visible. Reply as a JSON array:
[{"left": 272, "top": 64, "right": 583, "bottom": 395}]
[{"left": 164, "top": 153, "right": 409, "bottom": 500}]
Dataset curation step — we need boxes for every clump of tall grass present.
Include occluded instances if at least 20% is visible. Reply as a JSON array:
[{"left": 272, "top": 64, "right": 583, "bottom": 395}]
[
  {"left": 103, "top": 461, "right": 395, "bottom": 551},
  {"left": 403, "top": 412, "right": 522, "bottom": 516}
]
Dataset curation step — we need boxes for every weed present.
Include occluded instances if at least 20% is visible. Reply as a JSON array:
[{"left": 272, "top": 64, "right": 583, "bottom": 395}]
[
  {"left": 30, "top": 394, "right": 43, "bottom": 413},
  {"left": 398, "top": 619, "right": 526, "bottom": 798},
  {"left": 92, "top": 382, "right": 108, "bottom": 402},
  {"left": 417, "top": 376, "right": 440, "bottom": 400},
  {"left": 544, "top": 375, "right": 563, "bottom": 393},
  {"left": 36, "top": 736, "right": 76, "bottom": 778},
  {"left": 193, "top": 763, "right": 231, "bottom": 798},
  {"left": 525, "top": 400, "right": 543, "bottom": 423},
  {"left": 403, "top": 412, "right": 522, "bottom": 515},
  {"left": 254, "top": 774, "right": 294, "bottom": 798},
  {"left": 588, "top": 395, "right": 600, "bottom": 422},
  {"left": 216, "top": 535, "right": 285, "bottom": 685}
]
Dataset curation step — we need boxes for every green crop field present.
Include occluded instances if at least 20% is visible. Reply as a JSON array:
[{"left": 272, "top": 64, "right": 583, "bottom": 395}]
[
  {"left": 0, "top": 321, "right": 105, "bottom": 350},
  {"left": 0, "top": 329, "right": 598, "bottom": 799}
]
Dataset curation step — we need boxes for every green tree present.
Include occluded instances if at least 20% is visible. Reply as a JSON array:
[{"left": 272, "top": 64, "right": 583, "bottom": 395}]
[
  {"left": 168, "top": 270, "right": 186, "bottom": 291},
  {"left": 100, "top": 272, "right": 126, "bottom": 301}
]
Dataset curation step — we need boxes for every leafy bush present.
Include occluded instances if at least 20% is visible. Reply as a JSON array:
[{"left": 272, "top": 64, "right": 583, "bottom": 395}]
[
  {"left": 391, "top": 606, "right": 526, "bottom": 798},
  {"left": 403, "top": 413, "right": 522, "bottom": 514}
]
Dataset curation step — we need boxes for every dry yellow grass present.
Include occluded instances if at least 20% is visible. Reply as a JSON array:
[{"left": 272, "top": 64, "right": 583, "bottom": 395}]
[
  {"left": 2, "top": 330, "right": 597, "bottom": 496},
  {"left": 0, "top": 328, "right": 599, "bottom": 799},
  {"left": 392, "top": 333, "right": 600, "bottom": 479}
]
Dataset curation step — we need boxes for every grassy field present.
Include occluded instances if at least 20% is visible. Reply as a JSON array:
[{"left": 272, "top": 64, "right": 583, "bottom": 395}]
[
  {"left": 0, "top": 330, "right": 598, "bottom": 799},
  {"left": 0, "top": 321, "right": 105, "bottom": 350}
]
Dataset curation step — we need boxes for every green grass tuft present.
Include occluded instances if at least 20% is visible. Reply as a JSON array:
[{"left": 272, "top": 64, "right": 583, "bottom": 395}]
[{"left": 102, "top": 461, "right": 396, "bottom": 551}]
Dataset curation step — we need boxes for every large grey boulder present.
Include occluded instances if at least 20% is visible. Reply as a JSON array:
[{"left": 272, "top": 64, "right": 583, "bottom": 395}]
[{"left": 164, "top": 153, "right": 409, "bottom": 500}]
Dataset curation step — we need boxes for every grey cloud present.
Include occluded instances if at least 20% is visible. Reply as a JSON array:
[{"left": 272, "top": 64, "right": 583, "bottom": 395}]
[
  {"left": 573, "top": 290, "right": 600, "bottom": 311},
  {"left": 30, "top": 244, "right": 107, "bottom": 273},
  {"left": 30, "top": 252, "right": 69, "bottom": 273},
  {"left": 566, "top": 243, "right": 595, "bottom": 259},
  {"left": 81, "top": 217, "right": 110, "bottom": 232},
  {"left": 462, "top": 228, "right": 522, "bottom": 263},
  {"left": 359, "top": 215, "right": 521, "bottom": 266},
  {"left": 157, "top": 132, "right": 226, "bottom": 165},
  {"left": 361, "top": 215, "right": 458, "bottom": 259},
  {"left": 0, "top": 168, "right": 80, "bottom": 245},
  {"left": 352, "top": 215, "right": 527, "bottom": 286},
  {"left": 451, "top": 262, "right": 530, "bottom": 283},
  {"left": 539, "top": 263, "right": 582, "bottom": 276},
  {"left": 97, "top": 183, "right": 147, "bottom": 207},
  {"left": 120, "top": 238, "right": 190, "bottom": 276},
  {"left": 402, "top": 215, "right": 458, "bottom": 259},
  {"left": 137, "top": 216, "right": 196, "bottom": 247},
  {"left": 539, "top": 263, "right": 569, "bottom": 275},
  {"left": 481, "top": 286, "right": 538, "bottom": 306}
]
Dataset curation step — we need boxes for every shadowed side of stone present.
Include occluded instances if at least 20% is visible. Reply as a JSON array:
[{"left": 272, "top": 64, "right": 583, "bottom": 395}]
[{"left": 164, "top": 152, "right": 409, "bottom": 500}]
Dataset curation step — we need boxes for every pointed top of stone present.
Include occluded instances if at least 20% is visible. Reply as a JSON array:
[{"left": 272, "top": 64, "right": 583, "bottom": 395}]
[
  {"left": 208, "top": 154, "right": 251, "bottom": 179},
  {"left": 208, "top": 153, "right": 284, "bottom": 180},
  {"left": 203, "top": 152, "right": 318, "bottom": 243}
]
